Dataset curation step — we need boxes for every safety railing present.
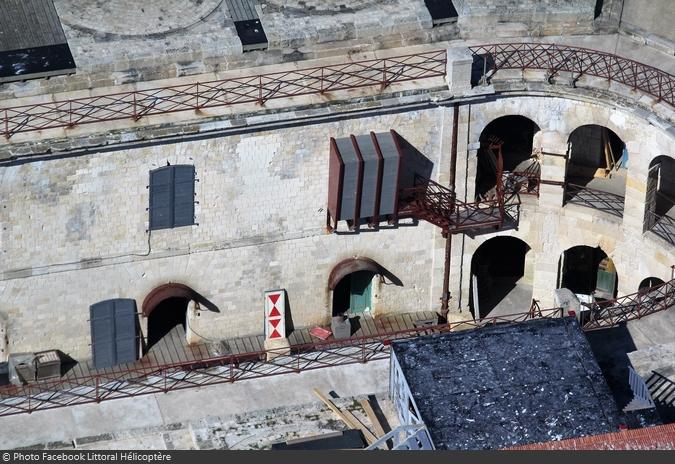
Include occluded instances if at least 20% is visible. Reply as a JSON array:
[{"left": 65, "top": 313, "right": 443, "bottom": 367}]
[
  {"left": 0, "top": 307, "right": 562, "bottom": 417},
  {"left": 0, "top": 276, "right": 672, "bottom": 417},
  {"left": 564, "top": 183, "right": 625, "bottom": 218},
  {"left": 469, "top": 43, "right": 675, "bottom": 106},
  {"left": 1, "top": 50, "right": 447, "bottom": 139},
  {"left": 581, "top": 277, "right": 675, "bottom": 330},
  {"left": 644, "top": 191, "right": 675, "bottom": 245},
  {"left": 503, "top": 170, "right": 541, "bottom": 197}
]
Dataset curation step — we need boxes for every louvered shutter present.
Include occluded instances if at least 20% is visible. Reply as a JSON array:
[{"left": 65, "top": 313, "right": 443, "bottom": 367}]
[
  {"left": 173, "top": 165, "right": 195, "bottom": 227},
  {"left": 149, "top": 167, "right": 174, "bottom": 230},
  {"left": 90, "top": 299, "right": 138, "bottom": 369},
  {"left": 149, "top": 165, "right": 195, "bottom": 230}
]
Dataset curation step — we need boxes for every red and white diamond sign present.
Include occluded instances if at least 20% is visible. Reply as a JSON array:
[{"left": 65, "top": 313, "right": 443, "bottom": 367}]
[{"left": 264, "top": 289, "right": 286, "bottom": 340}]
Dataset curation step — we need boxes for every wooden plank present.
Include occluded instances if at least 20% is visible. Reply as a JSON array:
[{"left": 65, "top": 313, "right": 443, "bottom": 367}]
[
  {"left": 359, "top": 399, "right": 387, "bottom": 439},
  {"left": 313, "top": 389, "right": 377, "bottom": 445},
  {"left": 241, "top": 336, "right": 255, "bottom": 353}
]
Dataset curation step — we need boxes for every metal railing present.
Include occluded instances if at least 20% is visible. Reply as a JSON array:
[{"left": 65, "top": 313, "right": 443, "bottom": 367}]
[
  {"left": 624, "top": 366, "right": 656, "bottom": 412},
  {"left": 0, "top": 307, "right": 562, "bottom": 417},
  {"left": 1, "top": 51, "right": 447, "bottom": 139},
  {"left": 0, "top": 275, "right": 672, "bottom": 417},
  {"left": 644, "top": 191, "right": 675, "bottom": 245},
  {"left": 366, "top": 424, "right": 434, "bottom": 450},
  {"left": 581, "top": 277, "right": 675, "bottom": 330},
  {"left": 564, "top": 182, "right": 625, "bottom": 218},
  {"left": 469, "top": 43, "right": 675, "bottom": 106}
]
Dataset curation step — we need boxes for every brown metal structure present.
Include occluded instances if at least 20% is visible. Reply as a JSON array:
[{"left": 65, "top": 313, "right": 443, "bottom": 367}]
[
  {"left": 328, "top": 257, "right": 382, "bottom": 290},
  {"left": 399, "top": 139, "right": 508, "bottom": 237},
  {"left": 141, "top": 283, "right": 196, "bottom": 317}
]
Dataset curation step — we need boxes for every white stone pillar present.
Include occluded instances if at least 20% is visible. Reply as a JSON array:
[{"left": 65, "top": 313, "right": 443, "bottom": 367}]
[{"left": 445, "top": 47, "right": 474, "bottom": 95}]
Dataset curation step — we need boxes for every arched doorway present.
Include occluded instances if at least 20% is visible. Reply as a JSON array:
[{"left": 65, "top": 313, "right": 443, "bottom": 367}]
[
  {"left": 557, "top": 246, "right": 618, "bottom": 301},
  {"left": 142, "top": 283, "right": 195, "bottom": 353},
  {"left": 475, "top": 115, "right": 540, "bottom": 200},
  {"left": 644, "top": 155, "right": 675, "bottom": 244},
  {"left": 329, "top": 258, "right": 381, "bottom": 317},
  {"left": 469, "top": 236, "right": 532, "bottom": 319},
  {"left": 565, "top": 125, "right": 627, "bottom": 217},
  {"left": 638, "top": 277, "right": 665, "bottom": 292}
]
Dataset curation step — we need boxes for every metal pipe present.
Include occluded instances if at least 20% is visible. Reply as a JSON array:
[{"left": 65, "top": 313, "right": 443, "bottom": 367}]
[{"left": 438, "top": 103, "right": 460, "bottom": 323}]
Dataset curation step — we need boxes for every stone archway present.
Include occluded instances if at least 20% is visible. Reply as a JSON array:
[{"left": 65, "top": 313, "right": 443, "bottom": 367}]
[
  {"left": 469, "top": 236, "right": 533, "bottom": 319},
  {"left": 329, "top": 257, "right": 382, "bottom": 317},
  {"left": 475, "top": 115, "right": 541, "bottom": 200},
  {"left": 141, "top": 283, "right": 196, "bottom": 352},
  {"left": 557, "top": 246, "right": 618, "bottom": 301},
  {"left": 564, "top": 124, "right": 627, "bottom": 217}
]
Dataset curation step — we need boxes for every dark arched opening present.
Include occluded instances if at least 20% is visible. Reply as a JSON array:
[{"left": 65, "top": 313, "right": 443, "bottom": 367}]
[
  {"left": 146, "top": 297, "right": 189, "bottom": 351},
  {"left": 644, "top": 156, "right": 675, "bottom": 244},
  {"left": 475, "top": 115, "right": 540, "bottom": 199},
  {"left": 329, "top": 257, "right": 381, "bottom": 317},
  {"left": 469, "top": 236, "right": 532, "bottom": 319},
  {"left": 332, "top": 271, "right": 375, "bottom": 316},
  {"left": 638, "top": 277, "right": 665, "bottom": 292},
  {"left": 565, "top": 125, "right": 627, "bottom": 217},
  {"left": 557, "top": 246, "right": 618, "bottom": 301},
  {"left": 142, "top": 283, "right": 196, "bottom": 353}
]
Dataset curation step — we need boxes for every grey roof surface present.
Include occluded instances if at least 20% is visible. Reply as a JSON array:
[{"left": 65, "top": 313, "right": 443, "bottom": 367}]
[{"left": 392, "top": 317, "right": 624, "bottom": 450}]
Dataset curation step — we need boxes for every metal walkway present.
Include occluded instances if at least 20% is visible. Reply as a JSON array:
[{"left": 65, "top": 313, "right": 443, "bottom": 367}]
[{"left": 0, "top": 276, "right": 673, "bottom": 418}]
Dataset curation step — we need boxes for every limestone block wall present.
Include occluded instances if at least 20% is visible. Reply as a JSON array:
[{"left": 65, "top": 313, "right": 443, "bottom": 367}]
[
  {"left": 0, "top": 109, "right": 445, "bottom": 359},
  {"left": 450, "top": 95, "right": 675, "bottom": 313},
  {"left": 453, "top": 0, "right": 596, "bottom": 38},
  {"left": 0, "top": 92, "right": 673, "bottom": 362}
]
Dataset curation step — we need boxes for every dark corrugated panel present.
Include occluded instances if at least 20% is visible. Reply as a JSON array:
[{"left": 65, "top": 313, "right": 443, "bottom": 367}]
[
  {"left": 90, "top": 299, "right": 138, "bottom": 369},
  {"left": 374, "top": 132, "right": 401, "bottom": 216},
  {"left": 354, "top": 134, "right": 380, "bottom": 220},
  {"left": 335, "top": 138, "right": 360, "bottom": 221}
]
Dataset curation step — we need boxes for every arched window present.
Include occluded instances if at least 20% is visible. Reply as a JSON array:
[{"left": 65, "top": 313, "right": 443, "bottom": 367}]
[
  {"left": 475, "top": 116, "right": 540, "bottom": 200},
  {"left": 470, "top": 236, "right": 532, "bottom": 319},
  {"left": 564, "top": 125, "right": 626, "bottom": 217},
  {"left": 557, "top": 245, "right": 618, "bottom": 300}
]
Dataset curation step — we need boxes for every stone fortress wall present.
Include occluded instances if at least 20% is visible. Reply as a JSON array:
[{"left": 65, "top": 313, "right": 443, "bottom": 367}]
[{"left": 0, "top": 0, "right": 674, "bottom": 361}]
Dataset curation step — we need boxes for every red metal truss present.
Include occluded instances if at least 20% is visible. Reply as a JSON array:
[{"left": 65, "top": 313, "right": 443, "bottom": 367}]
[
  {"left": 1, "top": 51, "right": 446, "bottom": 139},
  {"left": 469, "top": 43, "right": 675, "bottom": 106}
]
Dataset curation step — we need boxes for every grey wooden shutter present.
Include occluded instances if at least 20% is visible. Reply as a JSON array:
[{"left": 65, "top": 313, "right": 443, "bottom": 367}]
[
  {"left": 90, "top": 299, "right": 138, "bottom": 369},
  {"left": 149, "top": 165, "right": 195, "bottom": 230},
  {"left": 149, "top": 167, "right": 174, "bottom": 230},
  {"left": 173, "top": 165, "right": 195, "bottom": 227}
]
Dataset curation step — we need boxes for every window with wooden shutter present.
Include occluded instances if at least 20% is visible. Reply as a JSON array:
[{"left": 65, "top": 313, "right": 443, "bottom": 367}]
[
  {"left": 90, "top": 299, "right": 139, "bottom": 369},
  {"left": 149, "top": 165, "right": 195, "bottom": 230}
]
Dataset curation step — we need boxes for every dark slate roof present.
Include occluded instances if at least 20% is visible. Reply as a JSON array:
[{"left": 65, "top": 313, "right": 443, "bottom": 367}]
[
  {"left": 0, "top": 0, "right": 75, "bottom": 83},
  {"left": 391, "top": 317, "right": 624, "bottom": 450}
]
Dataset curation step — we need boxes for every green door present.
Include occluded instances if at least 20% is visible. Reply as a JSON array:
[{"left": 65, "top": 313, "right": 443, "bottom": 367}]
[{"left": 349, "top": 271, "right": 373, "bottom": 313}]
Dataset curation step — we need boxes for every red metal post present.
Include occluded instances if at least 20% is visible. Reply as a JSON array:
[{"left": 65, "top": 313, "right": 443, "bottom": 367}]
[{"left": 3, "top": 109, "right": 8, "bottom": 139}]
